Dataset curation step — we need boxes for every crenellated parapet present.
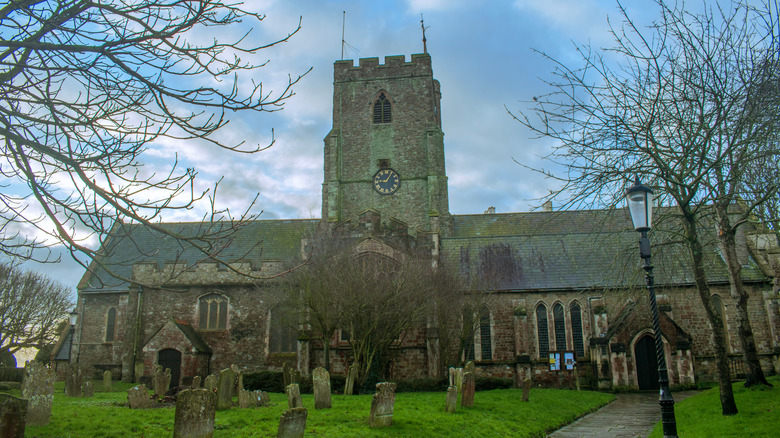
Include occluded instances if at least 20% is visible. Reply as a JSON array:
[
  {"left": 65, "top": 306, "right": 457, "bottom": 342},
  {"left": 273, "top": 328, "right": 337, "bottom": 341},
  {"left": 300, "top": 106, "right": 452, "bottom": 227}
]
[
  {"left": 132, "top": 260, "right": 286, "bottom": 287},
  {"left": 334, "top": 53, "right": 433, "bottom": 82}
]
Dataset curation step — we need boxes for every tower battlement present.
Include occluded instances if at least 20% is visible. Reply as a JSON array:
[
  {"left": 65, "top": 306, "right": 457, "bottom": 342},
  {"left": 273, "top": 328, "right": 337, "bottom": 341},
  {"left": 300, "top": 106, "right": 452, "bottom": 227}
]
[{"left": 334, "top": 53, "right": 432, "bottom": 81}]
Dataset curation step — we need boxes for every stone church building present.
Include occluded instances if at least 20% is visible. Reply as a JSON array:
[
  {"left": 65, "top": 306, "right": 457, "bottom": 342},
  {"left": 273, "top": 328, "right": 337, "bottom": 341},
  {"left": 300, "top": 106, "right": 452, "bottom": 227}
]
[{"left": 60, "top": 53, "right": 780, "bottom": 391}]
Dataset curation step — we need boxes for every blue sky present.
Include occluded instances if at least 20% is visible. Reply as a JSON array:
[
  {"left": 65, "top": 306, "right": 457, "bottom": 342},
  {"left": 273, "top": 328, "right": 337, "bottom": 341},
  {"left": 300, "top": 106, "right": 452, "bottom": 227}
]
[{"left": 21, "top": 0, "right": 667, "bottom": 292}]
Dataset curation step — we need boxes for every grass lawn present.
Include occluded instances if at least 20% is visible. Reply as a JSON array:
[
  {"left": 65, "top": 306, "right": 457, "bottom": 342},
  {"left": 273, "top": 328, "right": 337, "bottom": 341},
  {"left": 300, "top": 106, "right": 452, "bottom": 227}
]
[
  {"left": 8, "top": 381, "right": 614, "bottom": 437},
  {"left": 649, "top": 375, "right": 780, "bottom": 437}
]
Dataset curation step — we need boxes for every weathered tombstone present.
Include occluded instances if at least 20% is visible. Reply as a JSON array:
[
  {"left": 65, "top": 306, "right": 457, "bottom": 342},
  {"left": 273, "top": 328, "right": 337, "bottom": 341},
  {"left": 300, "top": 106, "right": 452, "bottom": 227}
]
[
  {"left": 259, "top": 390, "right": 271, "bottom": 406},
  {"left": 230, "top": 364, "right": 241, "bottom": 397},
  {"left": 464, "top": 361, "right": 476, "bottom": 375},
  {"left": 368, "top": 382, "right": 396, "bottom": 428},
  {"left": 216, "top": 368, "right": 236, "bottom": 410},
  {"left": 237, "top": 372, "right": 244, "bottom": 392},
  {"left": 127, "top": 385, "right": 153, "bottom": 409},
  {"left": 448, "top": 367, "right": 456, "bottom": 387},
  {"left": 64, "top": 363, "right": 82, "bottom": 397},
  {"left": 282, "top": 362, "right": 291, "bottom": 387},
  {"left": 0, "top": 393, "right": 28, "bottom": 438},
  {"left": 192, "top": 375, "right": 202, "bottom": 388},
  {"left": 164, "top": 367, "right": 172, "bottom": 391},
  {"left": 277, "top": 407, "right": 307, "bottom": 438},
  {"left": 445, "top": 385, "right": 457, "bottom": 413},
  {"left": 173, "top": 389, "right": 215, "bottom": 438},
  {"left": 152, "top": 365, "right": 166, "bottom": 397},
  {"left": 289, "top": 369, "right": 301, "bottom": 385},
  {"left": 102, "top": 370, "right": 112, "bottom": 392},
  {"left": 344, "top": 363, "right": 358, "bottom": 396},
  {"left": 204, "top": 374, "right": 218, "bottom": 392},
  {"left": 454, "top": 368, "right": 464, "bottom": 393},
  {"left": 286, "top": 383, "right": 302, "bottom": 409},
  {"left": 21, "top": 361, "right": 55, "bottom": 426},
  {"left": 82, "top": 381, "right": 95, "bottom": 398},
  {"left": 312, "top": 367, "right": 331, "bottom": 409},
  {"left": 461, "top": 372, "right": 475, "bottom": 407},
  {"left": 521, "top": 377, "right": 531, "bottom": 402},
  {"left": 238, "top": 389, "right": 254, "bottom": 409}
]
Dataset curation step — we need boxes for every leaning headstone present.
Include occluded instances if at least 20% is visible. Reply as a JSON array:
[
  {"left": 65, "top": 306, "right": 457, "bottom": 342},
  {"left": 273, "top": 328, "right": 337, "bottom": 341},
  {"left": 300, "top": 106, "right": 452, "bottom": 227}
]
[
  {"left": 192, "top": 375, "right": 202, "bottom": 388},
  {"left": 64, "top": 363, "right": 82, "bottom": 397},
  {"left": 216, "top": 368, "right": 236, "bottom": 410},
  {"left": 230, "top": 364, "right": 241, "bottom": 397},
  {"left": 522, "top": 377, "right": 531, "bottom": 402},
  {"left": 237, "top": 372, "right": 244, "bottom": 392},
  {"left": 282, "top": 362, "right": 291, "bottom": 387},
  {"left": 368, "top": 382, "right": 396, "bottom": 428},
  {"left": 286, "top": 383, "right": 302, "bottom": 409},
  {"left": 259, "top": 390, "right": 271, "bottom": 406},
  {"left": 21, "top": 361, "right": 55, "bottom": 426},
  {"left": 344, "top": 363, "right": 358, "bottom": 396},
  {"left": 152, "top": 365, "right": 166, "bottom": 397},
  {"left": 127, "top": 385, "right": 153, "bottom": 409},
  {"left": 204, "top": 374, "right": 218, "bottom": 392},
  {"left": 454, "top": 368, "right": 464, "bottom": 393},
  {"left": 82, "top": 381, "right": 95, "bottom": 398},
  {"left": 461, "top": 372, "right": 475, "bottom": 407},
  {"left": 277, "top": 407, "right": 307, "bottom": 438},
  {"left": 445, "top": 385, "right": 457, "bottom": 413},
  {"left": 173, "top": 389, "right": 215, "bottom": 438},
  {"left": 464, "top": 361, "right": 476, "bottom": 375},
  {"left": 163, "top": 367, "right": 172, "bottom": 391},
  {"left": 102, "top": 370, "right": 112, "bottom": 392},
  {"left": 0, "top": 393, "right": 28, "bottom": 438},
  {"left": 312, "top": 367, "right": 331, "bottom": 409}
]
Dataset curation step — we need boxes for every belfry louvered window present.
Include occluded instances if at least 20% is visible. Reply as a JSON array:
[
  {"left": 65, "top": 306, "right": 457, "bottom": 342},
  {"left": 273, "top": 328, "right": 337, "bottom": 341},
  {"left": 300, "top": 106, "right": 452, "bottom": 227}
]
[
  {"left": 373, "top": 93, "right": 391, "bottom": 123},
  {"left": 536, "top": 304, "right": 549, "bottom": 358}
]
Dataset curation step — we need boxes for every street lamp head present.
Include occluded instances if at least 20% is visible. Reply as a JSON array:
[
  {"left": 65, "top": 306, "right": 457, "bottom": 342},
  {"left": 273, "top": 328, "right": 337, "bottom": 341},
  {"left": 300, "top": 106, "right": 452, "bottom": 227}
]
[
  {"left": 69, "top": 309, "right": 78, "bottom": 326},
  {"left": 626, "top": 177, "right": 653, "bottom": 232}
]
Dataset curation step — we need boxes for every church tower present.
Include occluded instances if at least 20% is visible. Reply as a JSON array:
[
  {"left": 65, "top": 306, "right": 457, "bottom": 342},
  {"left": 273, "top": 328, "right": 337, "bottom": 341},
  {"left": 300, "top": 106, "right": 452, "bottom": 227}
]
[{"left": 322, "top": 54, "right": 452, "bottom": 235}]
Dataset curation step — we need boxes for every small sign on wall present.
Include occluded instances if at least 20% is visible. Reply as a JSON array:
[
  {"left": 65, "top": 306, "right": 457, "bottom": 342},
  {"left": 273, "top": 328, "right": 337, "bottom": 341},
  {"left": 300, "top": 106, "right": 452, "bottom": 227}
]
[{"left": 549, "top": 351, "right": 576, "bottom": 372}]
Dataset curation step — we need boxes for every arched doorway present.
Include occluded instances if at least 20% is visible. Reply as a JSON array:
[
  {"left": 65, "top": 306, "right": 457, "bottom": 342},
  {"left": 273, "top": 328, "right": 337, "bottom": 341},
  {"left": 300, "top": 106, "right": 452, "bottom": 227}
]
[
  {"left": 635, "top": 335, "right": 659, "bottom": 390},
  {"left": 158, "top": 349, "right": 182, "bottom": 389}
]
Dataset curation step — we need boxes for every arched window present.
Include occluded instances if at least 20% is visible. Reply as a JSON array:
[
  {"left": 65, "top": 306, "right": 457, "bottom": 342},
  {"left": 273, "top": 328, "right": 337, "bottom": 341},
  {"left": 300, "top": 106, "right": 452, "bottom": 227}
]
[
  {"left": 478, "top": 306, "right": 492, "bottom": 361},
  {"left": 712, "top": 294, "right": 729, "bottom": 352},
  {"left": 553, "top": 303, "right": 566, "bottom": 351},
  {"left": 536, "top": 304, "right": 549, "bottom": 358},
  {"left": 373, "top": 93, "right": 391, "bottom": 123},
  {"left": 105, "top": 307, "right": 117, "bottom": 342},
  {"left": 570, "top": 302, "right": 585, "bottom": 357},
  {"left": 199, "top": 293, "right": 228, "bottom": 330},
  {"left": 269, "top": 308, "right": 297, "bottom": 353}
]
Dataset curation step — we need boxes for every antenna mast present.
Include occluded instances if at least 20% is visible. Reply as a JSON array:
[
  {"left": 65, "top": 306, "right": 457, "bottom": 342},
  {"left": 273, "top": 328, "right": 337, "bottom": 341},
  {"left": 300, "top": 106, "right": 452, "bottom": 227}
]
[
  {"left": 341, "top": 11, "right": 346, "bottom": 60},
  {"left": 420, "top": 14, "right": 428, "bottom": 54}
]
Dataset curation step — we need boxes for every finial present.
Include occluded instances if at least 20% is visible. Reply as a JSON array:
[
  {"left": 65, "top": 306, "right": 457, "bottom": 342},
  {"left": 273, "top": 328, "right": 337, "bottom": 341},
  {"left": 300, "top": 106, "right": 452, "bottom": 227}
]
[{"left": 420, "top": 14, "right": 429, "bottom": 54}]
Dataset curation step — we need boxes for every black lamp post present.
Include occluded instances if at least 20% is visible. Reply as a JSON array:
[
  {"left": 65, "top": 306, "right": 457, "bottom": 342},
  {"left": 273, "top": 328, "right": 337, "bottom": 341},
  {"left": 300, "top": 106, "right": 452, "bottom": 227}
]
[
  {"left": 626, "top": 178, "right": 677, "bottom": 438},
  {"left": 68, "top": 310, "right": 78, "bottom": 363}
]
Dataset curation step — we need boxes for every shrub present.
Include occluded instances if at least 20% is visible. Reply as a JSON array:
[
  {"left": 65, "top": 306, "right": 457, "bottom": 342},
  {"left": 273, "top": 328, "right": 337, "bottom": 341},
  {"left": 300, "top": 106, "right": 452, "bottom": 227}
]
[
  {"left": 243, "top": 371, "right": 285, "bottom": 393},
  {"left": 475, "top": 377, "right": 513, "bottom": 391},
  {"left": 394, "top": 378, "right": 449, "bottom": 393}
]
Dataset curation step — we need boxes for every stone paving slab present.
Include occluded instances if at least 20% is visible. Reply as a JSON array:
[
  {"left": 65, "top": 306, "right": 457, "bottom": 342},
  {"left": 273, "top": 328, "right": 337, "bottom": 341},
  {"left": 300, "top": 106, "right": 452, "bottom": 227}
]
[{"left": 548, "top": 391, "right": 698, "bottom": 438}]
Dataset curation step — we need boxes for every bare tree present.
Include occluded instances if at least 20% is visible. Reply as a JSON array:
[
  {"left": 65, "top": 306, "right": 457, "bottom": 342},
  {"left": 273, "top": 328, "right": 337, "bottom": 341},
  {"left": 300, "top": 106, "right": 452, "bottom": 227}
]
[
  {"left": 0, "top": 262, "right": 73, "bottom": 361},
  {"left": 512, "top": 0, "right": 780, "bottom": 413},
  {"left": 0, "top": 1, "right": 307, "bottom": 279}
]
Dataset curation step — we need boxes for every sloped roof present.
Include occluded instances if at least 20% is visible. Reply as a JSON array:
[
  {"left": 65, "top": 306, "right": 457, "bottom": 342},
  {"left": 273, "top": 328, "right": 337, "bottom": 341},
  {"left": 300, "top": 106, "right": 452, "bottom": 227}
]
[
  {"left": 173, "top": 320, "right": 212, "bottom": 354},
  {"left": 79, "top": 219, "right": 317, "bottom": 292},
  {"left": 443, "top": 209, "right": 767, "bottom": 291}
]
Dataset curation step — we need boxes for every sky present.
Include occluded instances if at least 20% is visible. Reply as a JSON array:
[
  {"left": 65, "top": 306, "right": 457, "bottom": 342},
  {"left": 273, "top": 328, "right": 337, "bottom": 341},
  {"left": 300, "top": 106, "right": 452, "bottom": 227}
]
[{"left": 19, "top": 0, "right": 668, "bottom": 292}]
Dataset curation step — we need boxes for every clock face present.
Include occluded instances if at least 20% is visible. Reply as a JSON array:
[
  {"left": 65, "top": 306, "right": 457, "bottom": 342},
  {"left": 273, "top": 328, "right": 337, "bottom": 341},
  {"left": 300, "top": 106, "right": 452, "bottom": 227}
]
[{"left": 373, "top": 168, "right": 400, "bottom": 195}]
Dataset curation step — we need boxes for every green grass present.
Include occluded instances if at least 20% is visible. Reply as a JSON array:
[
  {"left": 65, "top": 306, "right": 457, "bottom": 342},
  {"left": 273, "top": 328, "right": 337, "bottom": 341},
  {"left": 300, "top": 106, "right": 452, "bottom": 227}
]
[
  {"left": 8, "top": 381, "right": 614, "bottom": 437},
  {"left": 649, "top": 375, "right": 780, "bottom": 437}
]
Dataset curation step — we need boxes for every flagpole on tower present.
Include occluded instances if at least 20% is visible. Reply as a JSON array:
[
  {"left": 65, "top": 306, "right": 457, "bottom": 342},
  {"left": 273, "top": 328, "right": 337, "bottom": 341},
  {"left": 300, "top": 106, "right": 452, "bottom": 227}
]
[{"left": 420, "top": 14, "right": 429, "bottom": 54}]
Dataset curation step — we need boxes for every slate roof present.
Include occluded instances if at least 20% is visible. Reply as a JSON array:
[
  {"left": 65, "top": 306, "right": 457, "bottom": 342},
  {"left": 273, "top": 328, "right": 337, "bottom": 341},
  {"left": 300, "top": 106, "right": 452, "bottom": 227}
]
[
  {"left": 79, "top": 219, "right": 318, "bottom": 292},
  {"left": 443, "top": 209, "right": 767, "bottom": 291},
  {"left": 173, "top": 320, "right": 212, "bottom": 354}
]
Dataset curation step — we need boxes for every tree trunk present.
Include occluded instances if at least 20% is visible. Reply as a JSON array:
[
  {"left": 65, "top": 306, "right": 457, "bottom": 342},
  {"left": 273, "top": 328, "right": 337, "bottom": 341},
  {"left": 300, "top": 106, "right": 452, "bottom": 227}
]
[
  {"left": 716, "top": 215, "right": 772, "bottom": 387},
  {"left": 682, "top": 210, "right": 738, "bottom": 415}
]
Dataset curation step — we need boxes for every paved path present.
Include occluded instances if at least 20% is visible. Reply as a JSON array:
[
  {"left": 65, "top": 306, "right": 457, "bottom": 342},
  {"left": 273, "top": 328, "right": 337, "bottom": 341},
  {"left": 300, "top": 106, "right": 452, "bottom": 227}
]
[{"left": 548, "top": 390, "right": 698, "bottom": 438}]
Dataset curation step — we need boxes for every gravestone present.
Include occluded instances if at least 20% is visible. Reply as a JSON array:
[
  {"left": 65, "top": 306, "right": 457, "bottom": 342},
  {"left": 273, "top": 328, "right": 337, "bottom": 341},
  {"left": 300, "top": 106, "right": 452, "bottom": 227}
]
[
  {"left": 522, "top": 377, "right": 531, "bottom": 402},
  {"left": 82, "top": 381, "right": 95, "bottom": 398},
  {"left": 445, "top": 386, "right": 457, "bottom": 413},
  {"left": 277, "top": 407, "right": 307, "bottom": 438},
  {"left": 0, "top": 393, "right": 28, "bottom": 438},
  {"left": 173, "top": 389, "right": 215, "bottom": 438},
  {"left": 259, "top": 390, "right": 271, "bottom": 406},
  {"left": 64, "top": 363, "right": 82, "bottom": 397},
  {"left": 238, "top": 389, "right": 255, "bottom": 409},
  {"left": 289, "top": 369, "right": 301, "bottom": 385},
  {"left": 127, "top": 385, "right": 153, "bottom": 409},
  {"left": 204, "top": 374, "right": 218, "bottom": 392},
  {"left": 461, "top": 372, "right": 475, "bottom": 407},
  {"left": 192, "top": 375, "right": 202, "bottom": 388},
  {"left": 231, "top": 364, "right": 241, "bottom": 396},
  {"left": 282, "top": 362, "right": 291, "bottom": 387},
  {"left": 286, "top": 383, "right": 302, "bottom": 409},
  {"left": 237, "top": 372, "right": 244, "bottom": 393},
  {"left": 216, "top": 368, "right": 236, "bottom": 410},
  {"left": 152, "top": 365, "right": 168, "bottom": 397},
  {"left": 368, "top": 382, "right": 396, "bottom": 428},
  {"left": 454, "top": 368, "right": 464, "bottom": 393},
  {"left": 103, "top": 370, "right": 112, "bottom": 392},
  {"left": 448, "top": 367, "right": 456, "bottom": 386},
  {"left": 344, "top": 363, "right": 358, "bottom": 396},
  {"left": 312, "top": 367, "right": 331, "bottom": 409},
  {"left": 464, "top": 361, "right": 475, "bottom": 375},
  {"left": 21, "top": 361, "right": 55, "bottom": 426}
]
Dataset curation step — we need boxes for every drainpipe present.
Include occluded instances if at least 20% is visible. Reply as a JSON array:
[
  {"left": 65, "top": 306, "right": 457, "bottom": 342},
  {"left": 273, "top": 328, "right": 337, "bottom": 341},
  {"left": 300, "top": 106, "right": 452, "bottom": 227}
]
[{"left": 131, "top": 287, "right": 143, "bottom": 382}]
